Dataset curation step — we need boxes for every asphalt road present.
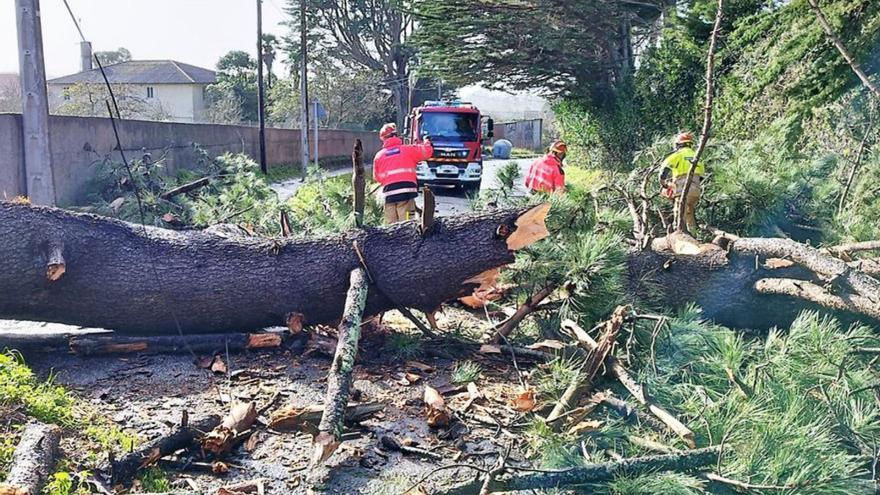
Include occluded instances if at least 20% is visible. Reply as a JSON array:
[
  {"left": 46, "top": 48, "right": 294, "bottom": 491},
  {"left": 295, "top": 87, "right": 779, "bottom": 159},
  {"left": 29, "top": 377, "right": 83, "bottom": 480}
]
[{"left": 271, "top": 156, "right": 535, "bottom": 216}]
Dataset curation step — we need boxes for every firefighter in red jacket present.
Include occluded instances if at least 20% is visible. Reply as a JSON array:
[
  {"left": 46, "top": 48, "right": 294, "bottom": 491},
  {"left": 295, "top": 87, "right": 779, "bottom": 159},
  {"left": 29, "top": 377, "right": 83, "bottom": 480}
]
[
  {"left": 373, "top": 123, "right": 434, "bottom": 224},
  {"left": 525, "top": 140, "right": 567, "bottom": 194}
]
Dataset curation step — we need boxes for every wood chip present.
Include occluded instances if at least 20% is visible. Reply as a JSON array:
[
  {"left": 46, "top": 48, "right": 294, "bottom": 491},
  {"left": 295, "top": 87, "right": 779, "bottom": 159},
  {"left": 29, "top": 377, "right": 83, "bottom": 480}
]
[
  {"left": 479, "top": 344, "right": 502, "bottom": 354},
  {"left": 406, "top": 361, "right": 434, "bottom": 372},
  {"left": 568, "top": 420, "right": 604, "bottom": 435},
  {"left": 423, "top": 385, "right": 450, "bottom": 427},
  {"left": 511, "top": 387, "right": 536, "bottom": 412},
  {"left": 211, "top": 356, "right": 228, "bottom": 375},
  {"left": 527, "top": 339, "right": 565, "bottom": 351}
]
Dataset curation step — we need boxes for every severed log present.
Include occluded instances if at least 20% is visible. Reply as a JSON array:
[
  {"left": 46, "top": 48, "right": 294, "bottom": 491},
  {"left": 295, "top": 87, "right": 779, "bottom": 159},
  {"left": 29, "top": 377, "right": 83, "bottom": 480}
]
[
  {"left": 0, "top": 202, "right": 549, "bottom": 335},
  {"left": 159, "top": 176, "right": 212, "bottom": 200},
  {"left": 545, "top": 306, "right": 627, "bottom": 429},
  {"left": 310, "top": 268, "right": 369, "bottom": 469},
  {"left": 562, "top": 319, "right": 696, "bottom": 447},
  {"left": 825, "top": 240, "right": 880, "bottom": 258},
  {"left": 490, "top": 284, "right": 557, "bottom": 344},
  {"left": 447, "top": 446, "right": 720, "bottom": 494},
  {"left": 201, "top": 402, "right": 258, "bottom": 457},
  {"left": 269, "top": 402, "right": 384, "bottom": 433},
  {"left": 0, "top": 422, "right": 61, "bottom": 495},
  {"left": 107, "top": 413, "right": 222, "bottom": 486}
]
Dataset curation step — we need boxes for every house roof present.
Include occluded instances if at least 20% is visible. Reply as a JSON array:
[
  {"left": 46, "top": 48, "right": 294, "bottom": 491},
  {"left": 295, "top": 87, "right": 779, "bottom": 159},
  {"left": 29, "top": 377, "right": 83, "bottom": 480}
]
[{"left": 47, "top": 60, "right": 216, "bottom": 85}]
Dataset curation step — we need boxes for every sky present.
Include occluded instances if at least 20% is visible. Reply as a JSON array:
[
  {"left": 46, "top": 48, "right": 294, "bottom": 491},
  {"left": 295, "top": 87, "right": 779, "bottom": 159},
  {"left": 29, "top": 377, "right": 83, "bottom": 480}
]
[{"left": 1, "top": 0, "right": 291, "bottom": 77}]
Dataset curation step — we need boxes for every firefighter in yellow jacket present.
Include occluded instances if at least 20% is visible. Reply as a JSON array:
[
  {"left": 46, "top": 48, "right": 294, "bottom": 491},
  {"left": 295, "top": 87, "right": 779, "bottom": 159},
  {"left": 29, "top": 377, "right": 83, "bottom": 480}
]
[{"left": 660, "top": 132, "right": 705, "bottom": 232}]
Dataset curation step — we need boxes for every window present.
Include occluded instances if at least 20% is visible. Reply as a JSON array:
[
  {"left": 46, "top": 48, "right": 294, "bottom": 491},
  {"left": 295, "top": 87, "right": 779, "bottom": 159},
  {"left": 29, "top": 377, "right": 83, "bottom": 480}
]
[
  {"left": 146, "top": 86, "right": 154, "bottom": 98},
  {"left": 63, "top": 87, "right": 70, "bottom": 101}
]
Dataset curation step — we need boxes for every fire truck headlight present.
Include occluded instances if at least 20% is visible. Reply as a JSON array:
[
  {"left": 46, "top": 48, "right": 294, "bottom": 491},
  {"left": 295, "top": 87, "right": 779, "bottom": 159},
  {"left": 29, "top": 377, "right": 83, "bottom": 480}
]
[{"left": 467, "top": 163, "right": 482, "bottom": 175}]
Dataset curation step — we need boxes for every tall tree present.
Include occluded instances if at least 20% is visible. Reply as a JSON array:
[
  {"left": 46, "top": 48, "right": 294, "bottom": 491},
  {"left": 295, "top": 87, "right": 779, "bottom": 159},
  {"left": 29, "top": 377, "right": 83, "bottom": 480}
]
[
  {"left": 285, "top": 0, "right": 415, "bottom": 127},
  {"left": 413, "top": 0, "right": 656, "bottom": 99},
  {"left": 93, "top": 47, "right": 132, "bottom": 66},
  {"left": 208, "top": 50, "right": 259, "bottom": 123}
]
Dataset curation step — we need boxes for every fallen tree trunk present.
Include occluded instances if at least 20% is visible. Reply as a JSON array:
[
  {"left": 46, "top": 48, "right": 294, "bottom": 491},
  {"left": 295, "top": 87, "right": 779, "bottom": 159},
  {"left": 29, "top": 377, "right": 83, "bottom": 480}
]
[
  {"left": 0, "top": 202, "right": 548, "bottom": 335},
  {"left": 107, "top": 413, "right": 222, "bottom": 485},
  {"left": 0, "top": 422, "right": 61, "bottom": 495},
  {"left": 310, "top": 268, "right": 369, "bottom": 469},
  {"left": 447, "top": 446, "right": 720, "bottom": 494},
  {"left": 0, "top": 332, "right": 285, "bottom": 356}
]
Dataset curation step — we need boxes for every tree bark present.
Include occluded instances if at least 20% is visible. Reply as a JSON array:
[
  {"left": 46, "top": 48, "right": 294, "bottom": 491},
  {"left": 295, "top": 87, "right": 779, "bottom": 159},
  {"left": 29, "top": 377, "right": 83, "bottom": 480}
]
[
  {"left": 352, "top": 139, "right": 365, "bottom": 227},
  {"left": 0, "top": 422, "right": 61, "bottom": 495},
  {"left": 107, "top": 413, "right": 222, "bottom": 486},
  {"left": 447, "top": 446, "right": 721, "bottom": 494},
  {"left": 0, "top": 202, "right": 548, "bottom": 335},
  {"left": 310, "top": 268, "right": 369, "bottom": 469},
  {"left": 0, "top": 332, "right": 285, "bottom": 356},
  {"left": 159, "top": 176, "right": 212, "bottom": 200},
  {"left": 201, "top": 402, "right": 258, "bottom": 457}
]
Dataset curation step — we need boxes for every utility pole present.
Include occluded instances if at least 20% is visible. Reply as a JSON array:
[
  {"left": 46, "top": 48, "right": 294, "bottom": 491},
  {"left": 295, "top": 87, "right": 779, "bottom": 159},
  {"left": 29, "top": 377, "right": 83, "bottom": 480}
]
[
  {"left": 15, "top": 0, "right": 55, "bottom": 205},
  {"left": 299, "top": 0, "right": 310, "bottom": 180},
  {"left": 256, "top": 0, "right": 268, "bottom": 174}
]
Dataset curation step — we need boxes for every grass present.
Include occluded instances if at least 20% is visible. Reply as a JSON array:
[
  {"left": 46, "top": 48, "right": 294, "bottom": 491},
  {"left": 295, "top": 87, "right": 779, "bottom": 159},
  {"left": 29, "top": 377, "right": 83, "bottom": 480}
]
[
  {"left": 0, "top": 351, "right": 74, "bottom": 426},
  {"left": 137, "top": 467, "right": 171, "bottom": 492},
  {"left": 382, "top": 332, "right": 423, "bottom": 361},
  {"left": 451, "top": 361, "right": 482, "bottom": 385},
  {"left": 535, "top": 355, "right": 582, "bottom": 402}
]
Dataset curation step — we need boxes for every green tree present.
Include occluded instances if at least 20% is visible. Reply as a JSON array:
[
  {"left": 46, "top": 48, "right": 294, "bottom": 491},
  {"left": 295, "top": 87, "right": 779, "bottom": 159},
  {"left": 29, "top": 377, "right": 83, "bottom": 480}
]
[
  {"left": 207, "top": 50, "right": 259, "bottom": 123},
  {"left": 261, "top": 33, "right": 280, "bottom": 89},
  {"left": 284, "top": 0, "right": 415, "bottom": 127},
  {"left": 93, "top": 47, "right": 132, "bottom": 66}
]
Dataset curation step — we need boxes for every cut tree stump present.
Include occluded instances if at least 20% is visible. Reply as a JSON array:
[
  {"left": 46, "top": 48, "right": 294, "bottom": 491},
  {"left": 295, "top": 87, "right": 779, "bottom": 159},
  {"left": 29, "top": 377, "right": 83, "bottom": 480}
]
[
  {"left": 0, "top": 422, "right": 61, "bottom": 495},
  {"left": 107, "top": 413, "right": 222, "bottom": 485},
  {"left": 310, "top": 268, "right": 369, "bottom": 469},
  {"left": 0, "top": 202, "right": 549, "bottom": 334},
  {"left": 446, "top": 446, "right": 721, "bottom": 494}
]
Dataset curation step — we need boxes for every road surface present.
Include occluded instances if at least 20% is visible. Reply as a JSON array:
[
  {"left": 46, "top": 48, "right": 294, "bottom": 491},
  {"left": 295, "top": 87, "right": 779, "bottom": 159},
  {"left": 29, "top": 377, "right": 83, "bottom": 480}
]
[{"left": 271, "top": 157, "right": 535, "bottom": 216}]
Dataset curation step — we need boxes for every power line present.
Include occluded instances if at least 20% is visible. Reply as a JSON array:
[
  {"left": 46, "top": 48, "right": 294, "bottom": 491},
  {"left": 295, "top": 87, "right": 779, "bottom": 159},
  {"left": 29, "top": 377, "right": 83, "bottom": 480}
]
[{"left": 60, "top": 0, "right": 87, "bottom": 43}]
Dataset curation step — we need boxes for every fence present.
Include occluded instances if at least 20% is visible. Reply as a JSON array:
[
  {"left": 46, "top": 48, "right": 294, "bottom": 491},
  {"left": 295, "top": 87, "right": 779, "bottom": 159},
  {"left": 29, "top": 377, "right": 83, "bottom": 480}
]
[
  {"left": 0, "top": 114, "right": 381, "bottom": 205},
  {"left": 492, "top": 118, "right": 544, "bottom": 151}
]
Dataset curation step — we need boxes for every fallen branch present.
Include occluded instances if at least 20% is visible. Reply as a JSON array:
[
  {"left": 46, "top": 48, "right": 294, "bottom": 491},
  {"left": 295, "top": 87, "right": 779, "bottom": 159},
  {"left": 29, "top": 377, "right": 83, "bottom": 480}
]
[
  {"left": 447, "top": 446, "right": 721, "bottom": 493},
  {"left": 107, "top": 413, "right": 222, "bottom": 485},
  {"left": 675, "top": 0, "right": 723, "bottom": 233},
  {"left": 826, "top": 240, "right": 880, "bottom": 257},
  {"left": 562, "top": 319, "right": 696, "bottom": 447},
  {"left": 310, "top": 268, "right": 369, "bottom": 470},
  {"left": 268, "top": 402, "right": 384, "bottom": 433},
  {"left": 545, "top": 306, "right": 627, "bottom": 429},
  {"left": 0, "top": 422, "right": 61, "bottom": 495},
  {"left": 754, "top": 278, "right": 880, "bottom": 320},
  {"left": 159, "top": 176, "right": 212, "bottom": 200},
  {"left": 491, "top": 284, "right": 558, "bottom": 344},
  {"left": 201, "top": 402, "right": 258, "bottom": 457},
  {"left": 379, "top": 435, "right": 444, "bottom": 461}
]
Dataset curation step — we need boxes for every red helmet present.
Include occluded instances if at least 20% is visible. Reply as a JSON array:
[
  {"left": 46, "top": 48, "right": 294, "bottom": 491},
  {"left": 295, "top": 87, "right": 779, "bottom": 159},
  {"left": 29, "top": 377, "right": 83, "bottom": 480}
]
[
  {"left": 549, "top": 140, "right": 568, "bottom": 155},
  {"left": 675, "top": 132, "right": 695, "bottom": 146},
  {"left": 379, "top": 123, "right": 397, "bottom": 140}
]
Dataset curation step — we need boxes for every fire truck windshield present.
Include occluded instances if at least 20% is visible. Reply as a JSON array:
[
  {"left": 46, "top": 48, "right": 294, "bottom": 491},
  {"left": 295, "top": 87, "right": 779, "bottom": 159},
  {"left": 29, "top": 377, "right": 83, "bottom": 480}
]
[{"left": 419, "top": 112, "right": 478, "bottom": 141}]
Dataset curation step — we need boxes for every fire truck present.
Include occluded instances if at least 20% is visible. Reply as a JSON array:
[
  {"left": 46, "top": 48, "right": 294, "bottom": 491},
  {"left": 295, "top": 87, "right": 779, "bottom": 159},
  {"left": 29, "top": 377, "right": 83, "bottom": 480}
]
[{"left": 405, "top": 101, "right": 493, "bottom": 191}]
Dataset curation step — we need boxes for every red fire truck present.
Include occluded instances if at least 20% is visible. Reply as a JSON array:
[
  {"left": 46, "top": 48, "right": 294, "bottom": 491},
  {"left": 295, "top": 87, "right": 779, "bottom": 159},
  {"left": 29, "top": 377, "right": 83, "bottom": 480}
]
[{"left": 405, "top": 101, "right": 493, "bottom": 191}]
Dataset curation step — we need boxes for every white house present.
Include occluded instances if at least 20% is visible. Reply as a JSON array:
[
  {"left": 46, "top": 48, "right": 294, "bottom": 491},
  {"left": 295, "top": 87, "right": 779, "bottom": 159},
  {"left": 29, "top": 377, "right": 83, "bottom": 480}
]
[{"left": 47, "top": 60, "right": 216, "bottom": 123}]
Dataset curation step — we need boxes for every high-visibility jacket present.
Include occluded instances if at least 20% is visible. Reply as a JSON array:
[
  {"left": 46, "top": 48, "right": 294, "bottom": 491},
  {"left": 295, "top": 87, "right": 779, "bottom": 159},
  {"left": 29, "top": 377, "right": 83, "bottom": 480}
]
[
  {"left": 525, "top": 154, "right": 565, "bottom": 193},
  {"left": 662, "top": 147, "right": 705, "bottom": 179},
  {"left": 373, "top": 136, "right": 433, "bottom": 203}
]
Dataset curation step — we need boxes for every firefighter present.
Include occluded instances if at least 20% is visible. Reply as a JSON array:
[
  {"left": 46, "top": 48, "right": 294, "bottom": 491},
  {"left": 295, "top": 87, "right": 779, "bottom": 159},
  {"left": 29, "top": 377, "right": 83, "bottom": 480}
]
[
  {"left": 660, "top": 132, "right": 705, "bottom": 232},
  {"left": 373, "top": 123, "right": 434, "bottom": 224},
  {"left": 525, "top": 140, "right": 567, "bottom": 193}
]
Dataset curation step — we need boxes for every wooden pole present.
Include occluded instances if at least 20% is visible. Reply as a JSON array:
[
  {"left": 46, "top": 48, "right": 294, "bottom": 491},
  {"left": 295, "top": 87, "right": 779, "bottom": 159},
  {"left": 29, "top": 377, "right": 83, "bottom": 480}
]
[
  {"left": 310, "top": 268, "right": 369, "bottom": 470},
  {"left": 299, "top": 0, "right": 310, "bottom": 179},
  {"left": 256, "top": 0, "right": 268, "bottom": 174},
  {"left": 15, "top": 0, "right": 55, "bottom": 205},
  {"left": 352, "top": 139, "right": 365, "bottom": 226}
]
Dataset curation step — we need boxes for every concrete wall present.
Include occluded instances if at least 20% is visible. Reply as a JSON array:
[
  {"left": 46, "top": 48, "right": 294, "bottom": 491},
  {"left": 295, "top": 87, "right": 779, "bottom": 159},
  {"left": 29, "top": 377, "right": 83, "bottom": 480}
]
[
  {"left": 493, "top": 119, "right": 544, "bottom": 151},
  {"left": 0, "top": 113, "right": 381, "bottom": 205}
]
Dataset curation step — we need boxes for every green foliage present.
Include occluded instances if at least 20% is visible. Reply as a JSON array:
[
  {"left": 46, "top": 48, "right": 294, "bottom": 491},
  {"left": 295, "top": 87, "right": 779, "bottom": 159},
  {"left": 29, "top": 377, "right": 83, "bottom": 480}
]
[
  {"left": 534, "top": 355, "right": 582, "bottom": 402},
  {"left": 42, "top": 471, "right": 91, "bottom": 495},
  {"left": 0, "top": 433, "right": 16, "bottom": 482},
  {"left": 0, "top": 351, "right": 74, "bottom": 426},
  {"left": 382, "top": 332, "right": 423, "bottom": 361},
  {"left": 137, "top": 467, "right": 171, "bottom": 492},
  {"left": 451, "top": 361, "right": 482, "bottom": 385},
  {"left": 603, "top": 473, "right": 706, "bottom": 495}
]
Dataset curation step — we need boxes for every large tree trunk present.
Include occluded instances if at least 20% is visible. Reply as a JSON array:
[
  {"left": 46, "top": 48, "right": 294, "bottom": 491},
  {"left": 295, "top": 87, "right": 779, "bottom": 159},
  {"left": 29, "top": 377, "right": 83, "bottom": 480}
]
[{"left": 0, "top": 202, "right": 548, "bottom": 335}]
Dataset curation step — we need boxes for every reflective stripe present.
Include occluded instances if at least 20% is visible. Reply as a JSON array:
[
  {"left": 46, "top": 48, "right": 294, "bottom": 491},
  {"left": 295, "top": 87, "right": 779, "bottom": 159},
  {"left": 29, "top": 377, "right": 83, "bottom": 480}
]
[
  {"left": 384, "top": 168, "right": 413, "bottom": 176},
  {"left": 385, "top": 187, "right": 418, "bottom": 195}
]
